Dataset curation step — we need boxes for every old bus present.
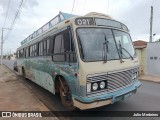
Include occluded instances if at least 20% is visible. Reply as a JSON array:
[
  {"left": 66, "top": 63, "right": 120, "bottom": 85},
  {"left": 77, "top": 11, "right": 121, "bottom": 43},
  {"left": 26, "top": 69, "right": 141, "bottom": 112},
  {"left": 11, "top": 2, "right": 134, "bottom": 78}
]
[{"left": 16, "top": 12, "right": 141, "bottom": 110}]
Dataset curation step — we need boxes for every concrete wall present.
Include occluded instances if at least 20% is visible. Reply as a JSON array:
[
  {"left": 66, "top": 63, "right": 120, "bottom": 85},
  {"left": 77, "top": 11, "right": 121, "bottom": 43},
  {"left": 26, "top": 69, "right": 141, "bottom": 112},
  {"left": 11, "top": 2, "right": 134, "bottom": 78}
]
[{"left": 146, "top": 42, "right": 160, "bottom": 76}]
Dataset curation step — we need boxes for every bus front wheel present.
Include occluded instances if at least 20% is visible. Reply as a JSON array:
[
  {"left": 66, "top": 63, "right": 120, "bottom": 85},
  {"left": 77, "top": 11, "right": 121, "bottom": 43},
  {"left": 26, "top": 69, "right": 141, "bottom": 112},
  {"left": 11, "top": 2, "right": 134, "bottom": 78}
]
[{"left": 59, "top": 79, "right": 76, "bottom": 111}]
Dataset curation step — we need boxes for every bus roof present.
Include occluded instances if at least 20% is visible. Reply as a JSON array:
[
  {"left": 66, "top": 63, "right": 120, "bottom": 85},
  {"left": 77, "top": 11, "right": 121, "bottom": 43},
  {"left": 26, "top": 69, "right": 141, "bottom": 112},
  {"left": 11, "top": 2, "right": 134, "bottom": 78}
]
[
  {"left": 18, "top": 12, "right": 128, "bottom": 50},
  {"left": 20, "top": 11, "right": 77, "bottom": 46},
  {"left": 20, "top": 12, "right": 116, "bottom": 46}
]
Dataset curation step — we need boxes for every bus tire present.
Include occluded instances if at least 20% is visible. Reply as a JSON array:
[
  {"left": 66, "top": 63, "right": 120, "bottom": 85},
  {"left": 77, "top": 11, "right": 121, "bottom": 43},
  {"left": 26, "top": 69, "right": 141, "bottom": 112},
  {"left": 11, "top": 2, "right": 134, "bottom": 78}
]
[
  {"left": 22, "top": 67, "right": 26, "bottom": 80},
  {"left": 59, "top": 79, "right": 76, "bottom": 111}
]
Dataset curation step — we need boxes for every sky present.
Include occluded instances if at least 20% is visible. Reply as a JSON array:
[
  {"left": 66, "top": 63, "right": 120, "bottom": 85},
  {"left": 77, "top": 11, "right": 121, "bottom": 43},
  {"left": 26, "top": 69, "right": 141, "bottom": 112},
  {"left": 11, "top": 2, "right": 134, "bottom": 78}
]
[{"left": 0, "top": 0, "right": 160, "bottom": 54}]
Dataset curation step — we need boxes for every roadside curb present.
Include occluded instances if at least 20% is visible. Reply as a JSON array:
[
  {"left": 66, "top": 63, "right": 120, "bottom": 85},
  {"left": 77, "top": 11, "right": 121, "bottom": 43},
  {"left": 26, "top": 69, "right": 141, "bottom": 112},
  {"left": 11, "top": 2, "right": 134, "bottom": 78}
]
[
  {"left": 2, "top": 64, "right": 51, "bottom": 110},
  {"left": 139, "top": 79, "right": 160, "bottom": 84},
  {"left": 1, "top": 64, "right": 60, "bottom": 119},
  {"left": 3, "top": 63, "right": 20, "bottom": 76}
]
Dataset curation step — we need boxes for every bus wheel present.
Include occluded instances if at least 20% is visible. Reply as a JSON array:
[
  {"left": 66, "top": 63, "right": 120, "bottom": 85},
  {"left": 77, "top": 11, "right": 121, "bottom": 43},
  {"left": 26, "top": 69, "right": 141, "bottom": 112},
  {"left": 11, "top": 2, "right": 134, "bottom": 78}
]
[
  {"left": 22, "top": 68, "right": 26, "bottom": 80},
  {"left": 59, "top": 79, "right": 76, "bottom": 111}
]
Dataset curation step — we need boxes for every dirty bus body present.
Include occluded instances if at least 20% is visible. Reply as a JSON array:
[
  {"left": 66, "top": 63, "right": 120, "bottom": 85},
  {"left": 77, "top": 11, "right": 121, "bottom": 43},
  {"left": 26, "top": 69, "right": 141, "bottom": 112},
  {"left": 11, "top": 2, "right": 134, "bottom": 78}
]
[{"left": 16, "top": 12, "right": 141, "bottom": 110}]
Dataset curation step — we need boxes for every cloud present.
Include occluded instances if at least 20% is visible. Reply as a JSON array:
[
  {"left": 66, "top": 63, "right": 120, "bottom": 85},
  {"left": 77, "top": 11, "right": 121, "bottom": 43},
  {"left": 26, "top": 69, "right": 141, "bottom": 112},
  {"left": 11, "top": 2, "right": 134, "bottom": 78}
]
[
  {"left": 23, "top": 0, "right": 38, "bottom": 8},
  {"left": 0, "top": 0, "right": 39, "bottom": 53},
  {"left": 1, "top": 0, "right": 160, "bottom": 54},
  {"left": 110, "top": 0, "right": 160, "bottom": 41},
  {"left": 0, "top": 0, "right": 39, "bottom": 28}
]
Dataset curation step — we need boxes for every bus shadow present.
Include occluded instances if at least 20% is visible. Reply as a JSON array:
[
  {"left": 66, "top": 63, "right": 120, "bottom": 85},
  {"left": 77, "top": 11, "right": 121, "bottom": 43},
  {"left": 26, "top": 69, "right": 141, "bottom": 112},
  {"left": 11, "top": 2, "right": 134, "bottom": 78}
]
[{"left": 22, "top": 78, "right": 135, "bottom": 119}]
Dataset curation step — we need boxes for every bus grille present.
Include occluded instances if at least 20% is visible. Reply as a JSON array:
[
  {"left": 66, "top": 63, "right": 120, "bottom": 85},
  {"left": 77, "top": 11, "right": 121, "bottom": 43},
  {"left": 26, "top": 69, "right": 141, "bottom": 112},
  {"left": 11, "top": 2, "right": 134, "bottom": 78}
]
[
  {"left": 87, "top": 68, "right": 138, "bottom": 94},
  {"left": 107, "top": 69, "right": 132, "bottom": 92}
]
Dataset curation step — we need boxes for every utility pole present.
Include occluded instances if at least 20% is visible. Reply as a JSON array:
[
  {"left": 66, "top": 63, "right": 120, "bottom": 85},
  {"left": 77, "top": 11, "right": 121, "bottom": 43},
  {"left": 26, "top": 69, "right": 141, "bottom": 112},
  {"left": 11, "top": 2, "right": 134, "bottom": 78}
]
[
  {"left": 10, "top": 49, "right": 11, "bottom": 60},
  {"left": 1, "top": 28, "right": 10, "bottom": 65},
  {"left": 1, "top": 29, "right": 4, "bottom": 65},
  {"left": 149, "top": 6, "right": 153, "bottom": 42}
]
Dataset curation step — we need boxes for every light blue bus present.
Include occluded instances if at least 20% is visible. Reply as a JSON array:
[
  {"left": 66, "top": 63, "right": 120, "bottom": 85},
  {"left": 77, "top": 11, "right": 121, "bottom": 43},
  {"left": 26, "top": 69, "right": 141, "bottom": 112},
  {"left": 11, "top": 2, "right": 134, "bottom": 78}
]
[{"left": 16, "top": 12, "right": 141, "bottom": 110}]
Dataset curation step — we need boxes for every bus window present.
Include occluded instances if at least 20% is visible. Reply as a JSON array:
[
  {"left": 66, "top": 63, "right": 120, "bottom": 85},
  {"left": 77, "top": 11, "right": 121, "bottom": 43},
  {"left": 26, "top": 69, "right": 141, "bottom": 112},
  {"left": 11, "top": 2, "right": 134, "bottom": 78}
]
[
  {"left": 53, "top": 34, "right": 65, "bottom": 61},
  {"left": 30, "top": 46, "right": 32, "bottom": 57},
  {"left": 53, "top": 29, "right": 74, "bottom": 62},
  {"left": 25, "top": 48, "right": 29, "bottom": 58},
  {"left": 113, "top": 30, "right": 134, "bottom": 59},
  {"left": 34, "top": 44, "right": 37, "bottom": 56},
  {"left": 39, "top": 42, "right": 43, "bottom": 56},
  {"left": 17, "top": 51, "right": 19, "bottom": 58},
  {"left": 47, "top": 39, "right": 50, "bottom": 54},
  {"left": 54, "top": 34, "right": 64, "bottom": 54},
  {"left": 19, "top": 49, "right": 24, "bottom": 58},
  {"left": 44, "top": 40, "right": 47, "bottom": 55}
]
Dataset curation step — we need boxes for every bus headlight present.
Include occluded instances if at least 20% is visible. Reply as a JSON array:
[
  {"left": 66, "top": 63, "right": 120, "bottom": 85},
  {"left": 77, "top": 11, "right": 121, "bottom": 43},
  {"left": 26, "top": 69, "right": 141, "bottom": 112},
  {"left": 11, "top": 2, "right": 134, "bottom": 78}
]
[
  {"left": 100, "top": 81, "right": 105, "bottom": 89},
  {"left": 132, "top": 72, "right": 137, "bottom": 79},
  {"left": 92, "top": 83, "right": 98, "bottom": 91}
]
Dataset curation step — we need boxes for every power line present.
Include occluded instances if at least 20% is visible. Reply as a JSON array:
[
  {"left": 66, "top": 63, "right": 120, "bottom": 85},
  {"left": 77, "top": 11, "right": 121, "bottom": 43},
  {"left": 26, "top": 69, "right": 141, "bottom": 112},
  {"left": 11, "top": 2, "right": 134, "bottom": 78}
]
[
  {"left": 3, "top": 0, "right": 11, "bottom": 27},
  {"left": 9, "top": 0, "right": 24, "bottom": 31},
  {"left": 71, "top": 0, "right": 75, "bottom": 14},
  {"left": 4, "top": 0, "right": 24, "bottom": 40}
]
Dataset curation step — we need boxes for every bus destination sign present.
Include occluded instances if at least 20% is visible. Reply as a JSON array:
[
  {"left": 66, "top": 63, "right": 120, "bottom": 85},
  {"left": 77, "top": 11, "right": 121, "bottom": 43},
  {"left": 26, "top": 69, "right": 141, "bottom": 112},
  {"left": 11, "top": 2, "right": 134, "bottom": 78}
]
[{"left": 75, "top": 18, "right": 95, "bottom": 26}]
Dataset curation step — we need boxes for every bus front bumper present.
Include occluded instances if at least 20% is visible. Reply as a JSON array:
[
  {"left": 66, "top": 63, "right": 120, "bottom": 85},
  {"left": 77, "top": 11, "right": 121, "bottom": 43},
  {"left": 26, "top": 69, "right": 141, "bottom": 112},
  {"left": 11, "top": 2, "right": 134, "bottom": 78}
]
[{"left": 72, "top": 80, "right": 141, "bottom": 110}]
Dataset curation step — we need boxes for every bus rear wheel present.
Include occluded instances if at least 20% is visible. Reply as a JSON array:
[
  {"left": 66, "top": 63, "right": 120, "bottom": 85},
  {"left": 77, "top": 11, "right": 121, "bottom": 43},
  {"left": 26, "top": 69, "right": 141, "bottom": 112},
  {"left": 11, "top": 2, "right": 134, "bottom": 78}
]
[{"left": 59, "top": 80, "right": 76, "bottom": 111}]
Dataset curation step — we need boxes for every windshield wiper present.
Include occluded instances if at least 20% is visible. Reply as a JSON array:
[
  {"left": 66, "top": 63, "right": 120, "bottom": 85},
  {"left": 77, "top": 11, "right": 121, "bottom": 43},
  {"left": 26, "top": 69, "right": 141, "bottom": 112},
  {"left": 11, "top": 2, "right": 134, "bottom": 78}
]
[
  {"left": 103, "top": 35, "right": 109, "bottom": 63},
  {"left": 119, "top": 41, "right": 134, "bottom": 61}
]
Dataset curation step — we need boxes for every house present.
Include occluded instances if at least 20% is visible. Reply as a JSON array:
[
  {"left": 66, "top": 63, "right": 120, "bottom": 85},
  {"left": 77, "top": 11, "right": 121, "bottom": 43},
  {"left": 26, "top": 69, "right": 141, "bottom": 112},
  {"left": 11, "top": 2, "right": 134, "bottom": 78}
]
[{"left": 133, "top": 40, "right": 147, "bottom": 75}]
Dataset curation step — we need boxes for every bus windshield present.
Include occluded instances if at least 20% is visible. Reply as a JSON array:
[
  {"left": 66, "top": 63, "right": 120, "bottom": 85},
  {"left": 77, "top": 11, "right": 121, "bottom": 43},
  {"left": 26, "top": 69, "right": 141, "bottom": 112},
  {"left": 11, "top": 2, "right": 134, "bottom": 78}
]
[
  {"left": 113, "top": 30, "right": 135, "bottom": 59},
  {"left": 77, "top": 28, "right": 135, "bottom": 62}
]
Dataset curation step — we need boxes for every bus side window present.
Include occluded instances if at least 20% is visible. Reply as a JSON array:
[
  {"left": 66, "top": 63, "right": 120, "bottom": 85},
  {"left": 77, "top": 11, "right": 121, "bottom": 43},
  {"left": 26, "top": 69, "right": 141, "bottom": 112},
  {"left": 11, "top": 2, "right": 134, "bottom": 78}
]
[
  {"left": 24, "top": 49, "right": 26, "bottom": 58},
  {"left": 38, "top": 41, "right": 43, "bottom": 56},
  {"left": 43, "top": 39, "right": 50, "bottom": 56},
  {"left": 44, "top": 40, "right": 47, "bottom": 55},
  {"left": 54, "top": 34, "right": 64, "bottom": 53},
  {"left": 52, "top": 29, "right": 76, "bottom": 62},
  {"left": 36, "top": 43, "right": 39, "bottom": 56},
  {"left": 29, "top": 46, "right": 32, "bottom": 57},
  {"left": 47, "top": 39, "right": 50, "bottom": 55},
  {"left": 53, "top": 34, "right": 65, "bottom": 61},
  {"left": 34, "top": 44, "right": 37, "bottom": 56},
  {"left": 25, "top": 48, "right": 29, "bottom": 58},
  {"left": 19, "top": 49, "right": 24, "bottom": 58},
  {"left": 17, "top": 51, "right": 19, "bottom": 58}
]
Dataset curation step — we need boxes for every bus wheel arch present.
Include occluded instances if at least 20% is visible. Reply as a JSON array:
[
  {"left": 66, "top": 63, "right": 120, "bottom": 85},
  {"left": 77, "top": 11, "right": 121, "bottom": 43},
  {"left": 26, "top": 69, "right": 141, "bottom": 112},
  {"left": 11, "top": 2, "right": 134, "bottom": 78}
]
[
  {"left": 54, "top": 75, "right": 69, "bottom": 94},
  {"left": 54, "top": 75, "right": 76, "bottom": 110},
  {"left": 54, "top": 75, "right": 62, "bottom": 94}
]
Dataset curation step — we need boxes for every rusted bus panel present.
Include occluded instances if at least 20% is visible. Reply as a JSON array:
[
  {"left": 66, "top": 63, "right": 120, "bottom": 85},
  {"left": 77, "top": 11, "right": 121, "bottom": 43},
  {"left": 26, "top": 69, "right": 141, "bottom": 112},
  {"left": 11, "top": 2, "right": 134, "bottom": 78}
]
[{"left": 18, "top": 57, "right": 79, "bottom": 95}]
